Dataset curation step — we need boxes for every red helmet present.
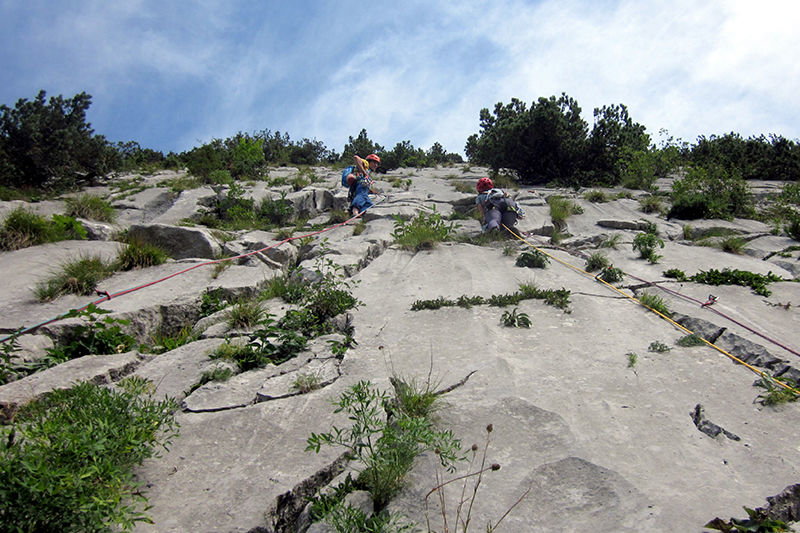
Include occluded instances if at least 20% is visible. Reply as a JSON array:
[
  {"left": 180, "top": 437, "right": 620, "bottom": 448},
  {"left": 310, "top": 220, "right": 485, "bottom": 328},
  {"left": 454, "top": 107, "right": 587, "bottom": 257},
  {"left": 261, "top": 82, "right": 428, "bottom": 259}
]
[
  {"left": 476, "top": 177, "right": 494, "bottom": 192},
  {"left": 366, "top": 154, "right": 381, "bottom": 164}
]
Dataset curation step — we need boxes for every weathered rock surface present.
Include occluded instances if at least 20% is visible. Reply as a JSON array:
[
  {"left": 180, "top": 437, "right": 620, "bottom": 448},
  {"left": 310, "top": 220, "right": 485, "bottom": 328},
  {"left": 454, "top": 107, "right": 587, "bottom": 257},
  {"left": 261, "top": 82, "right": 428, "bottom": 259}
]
[{"left": 1, "top": 167, "right": 799, "bottom": 532}]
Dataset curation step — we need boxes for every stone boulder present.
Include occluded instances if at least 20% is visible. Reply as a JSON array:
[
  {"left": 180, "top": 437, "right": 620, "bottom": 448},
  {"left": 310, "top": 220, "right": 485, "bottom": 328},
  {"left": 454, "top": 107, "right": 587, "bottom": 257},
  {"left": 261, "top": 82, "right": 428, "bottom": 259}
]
[{"left": 128, "top": 223, "right": 222, "bottom": 259}]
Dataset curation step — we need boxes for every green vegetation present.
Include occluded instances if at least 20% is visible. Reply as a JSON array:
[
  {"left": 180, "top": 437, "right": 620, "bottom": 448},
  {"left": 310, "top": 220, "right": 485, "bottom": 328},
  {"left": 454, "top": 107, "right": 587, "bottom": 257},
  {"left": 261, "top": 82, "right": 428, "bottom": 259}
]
[
  {"left": 390, "top": 376, "right": 440, "bottom": 420},
  {"left": 391, "top": 207, "right": 456, "bottom": 251},
  {"left": 45, "top": 305, "right": 136, "bottom": 364},
  {"left": 412, "top": 283, "right": 571, "bottom": 313},
  {"left": 632, "top": 232, "right": 664, "bottom": 263},
  {"left": 0, "top": 90, "right": 116, "bottom": 191},
  {"left": 668, "top": 164, "right": 754, "bottom": 220},
  {"left": 676, "top": 333, "right": 706, "bottom": 347},
  {"left": 0, "top": 378, "right": 179, "bottom": 532},
  {"left": 115, "top": 239, "right": 169, "bottom": 270},
  {"left": 0, "top": 208, "right": 87, "bottom": 251},
  {"left": 682, "top": 268, "right": 786, "bottom": 297},
  {"left": 754, "top": 375, "right": 799, "bottom": 406},
  {"left": 515, "top": 249, "right": 549, "bottom": 268},
  {"left": 215, "top": 255, "right": 359, "bottom": 370},
  {"left": 34, "top": 255, "right": 114, "bottom": 301},
  {"left": 547, "top": 195, "right": 583, "bottom": 225},
  {"left": 638, "top": 292, "right": 671, "bottom": 316},
  {"left": 142, "top": 325, "right": 198, "bottom": 355},
  {"left": 198, "top": 182, "right": 294, "bottom": 231},
  {"left": 466, "top": 96, "right": 649, "bottom": 186},
  {"left": 583, "top": 190, "right": 609, "bottom": 203},
  {"left": 626, "top": 352, "right": 638, "bottom": 369},
  {"left": 706, "top": 506, "right": 790, "bottom": 532},
  {"left": 599, "top": 233, "right": 622, "bottom": 249},
  {"left": 585, "top": 252, "right": 610, "bottom": 272},
  {"left": 226, "top": 299, "right": 269, "bottom": 329},
  {"left": 719, "top": 236, "right": 748, "bottom": 254},
  {"left": 648, "top": 341, "right": 671, "bottom": 353},
  {"left": 352, "top": 220, "right": 367, "bottom": 236},
  {"left": 291, "top": 371, "right": 322, "bottom": 393},
  {"left": 307, "top": 381, "right": 460, "bottom": 509},
  {"left": 199, "top": 287, "right": 228, "bottom": 317},
  {"left": 64, "top": 193, "right": 116, "bottom": 222},
  {"left": 500, "top": 308, "right": 532, "bottom": 328},
  {"left": 638, "top": 195, "right": 664, "bottom": 214},
  {"left": 597, "top": 266, "right": 624, "bottom": 283}
]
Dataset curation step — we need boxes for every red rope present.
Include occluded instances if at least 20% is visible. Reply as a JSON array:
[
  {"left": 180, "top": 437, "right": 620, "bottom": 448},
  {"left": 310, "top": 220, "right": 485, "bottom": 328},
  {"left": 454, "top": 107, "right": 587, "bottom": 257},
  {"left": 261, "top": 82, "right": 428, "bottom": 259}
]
[{"left": 1, "top": 208, "right": 372, "bottom": 343}]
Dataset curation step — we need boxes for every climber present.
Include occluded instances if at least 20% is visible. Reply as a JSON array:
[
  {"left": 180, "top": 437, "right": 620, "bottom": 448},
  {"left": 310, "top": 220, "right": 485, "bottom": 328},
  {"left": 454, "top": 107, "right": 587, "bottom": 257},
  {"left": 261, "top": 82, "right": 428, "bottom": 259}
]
[
  {"left": 341, "top": 154, "right": 380, "bottom": 217},
  {"left": 475, "top": 177, "right": 524, "bottom": 233}
]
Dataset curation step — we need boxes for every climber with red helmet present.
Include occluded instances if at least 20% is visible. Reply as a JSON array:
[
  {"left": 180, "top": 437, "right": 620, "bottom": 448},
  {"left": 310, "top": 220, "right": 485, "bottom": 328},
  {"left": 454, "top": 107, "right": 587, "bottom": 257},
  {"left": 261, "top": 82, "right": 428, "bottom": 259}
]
[
  {"left": 342, "top": 153, "right": 380, "bottom": 216},
  {"left": 475, "top": 177, "right": 524, "bottom": 233}
]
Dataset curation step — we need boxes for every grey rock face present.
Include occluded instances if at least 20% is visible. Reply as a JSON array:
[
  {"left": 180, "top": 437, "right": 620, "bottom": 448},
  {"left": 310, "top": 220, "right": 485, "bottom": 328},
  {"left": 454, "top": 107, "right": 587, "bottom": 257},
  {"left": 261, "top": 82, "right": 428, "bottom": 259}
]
[{"left": 128, "top": 223, "right": 222, "bottom": 259}]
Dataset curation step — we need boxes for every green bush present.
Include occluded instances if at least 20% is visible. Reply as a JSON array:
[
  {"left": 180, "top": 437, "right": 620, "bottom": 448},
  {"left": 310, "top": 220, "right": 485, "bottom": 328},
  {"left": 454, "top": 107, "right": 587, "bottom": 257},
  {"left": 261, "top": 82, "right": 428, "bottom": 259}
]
[
  {"left": 638, "top": 195, "right": 664, "bottom": 214},
  {"left": 719, "top": 236, "right": 748, "bottom": 254},
  {"left": 391, "top": 207, "right": 456, "bottom": 251},
  {"left": 45, "top": 304, "right": 136, "bottom": 363},
  {"left": 34, "top": 255, "right": 114, "bottom": 301},
  {"left": 786, "top": 213, "right": 800, "bottom": 241},
  {"left": 638, "top": 292, "right": 671, "bottom": 316},
  {"left": 677, "top": 333, "right": 706, "bottom": 347},
  {"left": 668, "top": 164, "right": 753, "bottom": 220},
  {"left": 50, "top": 214, "right": 88, "bottom": 241},
  {"left": 306, "top": 381, "right": 460, "bottom": 509},
  {"left": 64, "top": 193, "right": 115, "bottom": 222},
  {"left": 0, "top": 379, "right": 178, "bottom": 532},
  {"left": 227, "top": 299, "right": 268, "bottom": 329},
  {"left": 632, "top": 232, "right": 664, "bottom": 263},
  {"left": 0, "top": 207, "right": 52, "bottom": 250},
  {"left": 547, "top": 195, "right": 583, "bottom": 224},
  {"left": 583, "top": 190, "right": 608, "bottom": 203},
  {"left": 516, "top": 249, "right": 549, "bottom": 268},
  {"left": 585, "top": 252, "right": 610, "bottom": 272},
  {"left": 597, "top": 266, "right": 624, "bottom": 283},
  {"left": 688, "top": 268, "right": 784, "bottom": 297}
]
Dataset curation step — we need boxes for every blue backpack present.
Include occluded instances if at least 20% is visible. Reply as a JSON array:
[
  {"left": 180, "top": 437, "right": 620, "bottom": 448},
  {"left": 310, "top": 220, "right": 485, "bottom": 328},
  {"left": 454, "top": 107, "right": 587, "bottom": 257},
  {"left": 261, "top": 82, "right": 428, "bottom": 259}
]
[{"left": 341, "top": 166, "right": 355, "bottom": 187}]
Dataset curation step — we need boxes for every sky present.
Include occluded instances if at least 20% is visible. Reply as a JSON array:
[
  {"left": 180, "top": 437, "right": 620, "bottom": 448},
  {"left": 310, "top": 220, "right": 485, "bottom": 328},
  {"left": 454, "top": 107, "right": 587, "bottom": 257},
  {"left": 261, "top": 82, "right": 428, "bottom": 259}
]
[{"left": 1, "top": 0, "right": 798, "bottom": 157}]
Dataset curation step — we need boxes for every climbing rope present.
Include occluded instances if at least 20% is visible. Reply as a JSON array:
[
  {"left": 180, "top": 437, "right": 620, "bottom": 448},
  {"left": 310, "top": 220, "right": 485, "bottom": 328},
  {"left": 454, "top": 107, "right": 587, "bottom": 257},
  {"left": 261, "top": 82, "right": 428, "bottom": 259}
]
[
  {"left": 623, "top": 272, "right": 800, "bottom": 358},
  {"left": 0, "top": 194, "right": 387, "bottom": 344},
  {"left": 502, "top": 224, "right": 800, "bottom": 395}
]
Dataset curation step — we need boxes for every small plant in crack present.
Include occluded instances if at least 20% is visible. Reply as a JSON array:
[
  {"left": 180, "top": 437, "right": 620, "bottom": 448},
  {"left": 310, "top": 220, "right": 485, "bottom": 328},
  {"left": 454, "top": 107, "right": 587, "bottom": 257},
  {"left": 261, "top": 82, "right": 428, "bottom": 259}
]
[
  {"left": 584, "top": 252, "right": 610, "bottom": 272},
  {"left": 599, "top": 234, "right": 622, "bottom": 249},
  {"left": 638, "top": 292, "right": 671, "bottom": 316},
  {"left": 515, "top": 249, "right": 549, "bottom": 268},
  {"left": 648, "top": 341, "right": 671, "bottom": 353},
  {"left": 597, "top": 266, "right": 624, "bottom": 283},
  {"left": 706, "top": 506, "right": 790, "bottom": 532},
  {"left": 226, "top": 299, "right": 268, "bottom": 329},
  {"left": 676, "top": 333, "right": 706, "bottom": 347},
  {"left": 500, "top": 308, "right": 532, "bottom": 328},
  {"left": 753, "top": 375, "right": 799, "bottom": 406},
  {"left": 627, "top": 352, "right": 638, "bottom": 374},
  {"left": 291, "top": 371, "right": 322, "bottom": 393}
]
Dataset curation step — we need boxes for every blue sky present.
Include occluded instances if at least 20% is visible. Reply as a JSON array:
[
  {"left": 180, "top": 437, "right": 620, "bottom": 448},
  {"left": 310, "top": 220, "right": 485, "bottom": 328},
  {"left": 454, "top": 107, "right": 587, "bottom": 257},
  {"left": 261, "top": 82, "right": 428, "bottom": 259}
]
[{"left": 1, "top": 0, "right": 798, "bottom": 156}]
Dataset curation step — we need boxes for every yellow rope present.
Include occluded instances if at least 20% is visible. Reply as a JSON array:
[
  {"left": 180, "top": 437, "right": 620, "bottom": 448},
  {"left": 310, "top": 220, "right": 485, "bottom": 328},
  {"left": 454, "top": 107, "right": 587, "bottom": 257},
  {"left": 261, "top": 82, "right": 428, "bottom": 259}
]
[{"left": 503, "top": 225, "right": 800, "bottom": 395}]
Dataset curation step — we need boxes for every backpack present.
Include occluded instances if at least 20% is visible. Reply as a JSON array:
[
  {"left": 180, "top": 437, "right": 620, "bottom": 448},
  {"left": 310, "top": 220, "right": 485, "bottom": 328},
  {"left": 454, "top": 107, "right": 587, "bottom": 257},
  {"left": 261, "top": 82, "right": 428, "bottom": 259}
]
[{"left": 485, "top": 188, "right": 525, "bottom": 218}]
